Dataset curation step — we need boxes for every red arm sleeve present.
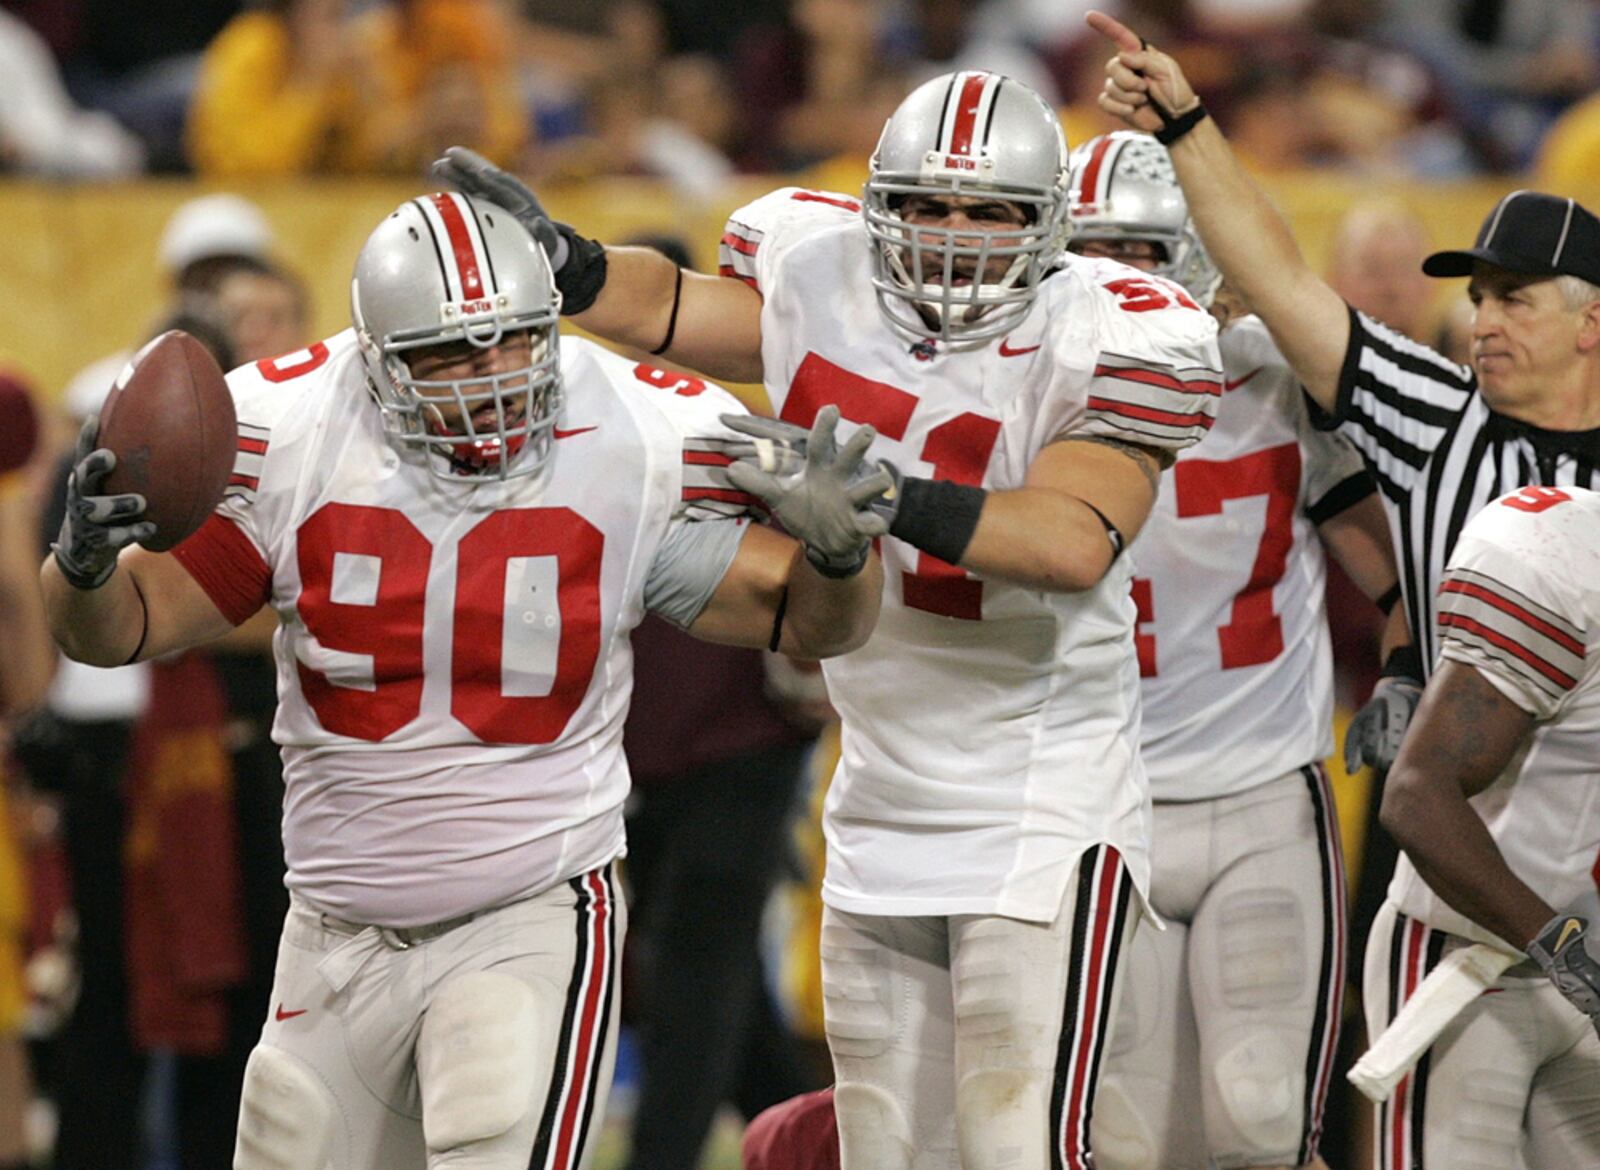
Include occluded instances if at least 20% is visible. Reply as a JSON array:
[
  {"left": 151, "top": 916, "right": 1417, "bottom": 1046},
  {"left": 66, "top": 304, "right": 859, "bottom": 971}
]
[{"left": 170, "top": 513, "right": 273, "bottom": 626}]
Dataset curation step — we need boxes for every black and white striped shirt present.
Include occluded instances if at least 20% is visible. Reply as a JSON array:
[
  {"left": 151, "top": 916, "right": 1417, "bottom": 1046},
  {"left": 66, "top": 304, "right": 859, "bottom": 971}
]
[{"left": 1324, "top": 306, "right": 1600, "bottom": 677}]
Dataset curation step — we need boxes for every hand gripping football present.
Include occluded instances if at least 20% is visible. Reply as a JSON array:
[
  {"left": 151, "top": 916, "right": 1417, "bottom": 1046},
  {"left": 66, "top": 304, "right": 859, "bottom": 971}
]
[{"left": 97, "top": 330, "right": 236, "bottom": 551}]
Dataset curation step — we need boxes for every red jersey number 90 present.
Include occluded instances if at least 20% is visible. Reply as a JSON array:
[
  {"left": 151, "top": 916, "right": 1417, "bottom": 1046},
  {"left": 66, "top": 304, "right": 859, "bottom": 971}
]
[{"left": 294, "top": 502, "right": 604, "bottom": 744}]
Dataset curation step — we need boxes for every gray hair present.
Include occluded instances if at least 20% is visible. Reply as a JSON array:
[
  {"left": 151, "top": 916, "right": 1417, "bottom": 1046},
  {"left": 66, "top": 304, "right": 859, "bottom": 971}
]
[{"left": 1556, "top": 274, "right": 1600, "bottom": 309}]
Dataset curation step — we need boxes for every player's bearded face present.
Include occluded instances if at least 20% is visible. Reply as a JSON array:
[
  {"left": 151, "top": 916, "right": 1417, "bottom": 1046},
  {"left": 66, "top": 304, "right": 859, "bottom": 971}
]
[
  {"left": 897, "top": 194, "right": 1032, "bottom": 292},
  {"left": 404, "top": 329, "right": 539, "bottom": 470}
]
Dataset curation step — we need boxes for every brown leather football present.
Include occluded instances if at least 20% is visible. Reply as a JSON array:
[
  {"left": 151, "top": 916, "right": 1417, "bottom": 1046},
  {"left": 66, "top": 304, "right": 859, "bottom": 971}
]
[{"left": 98, "top": 330, "right": 236, "bottom": 551}]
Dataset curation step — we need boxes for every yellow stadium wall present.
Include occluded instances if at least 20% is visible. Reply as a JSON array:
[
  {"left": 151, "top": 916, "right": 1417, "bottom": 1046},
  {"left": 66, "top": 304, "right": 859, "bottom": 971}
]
[{"left": 0, "top": 168, "right": 1580, "bottom": 407}]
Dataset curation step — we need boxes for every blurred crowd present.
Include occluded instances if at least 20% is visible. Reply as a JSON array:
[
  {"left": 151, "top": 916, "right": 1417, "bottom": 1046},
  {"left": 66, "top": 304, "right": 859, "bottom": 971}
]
[{"left": 3, "top": 0, "right": 1600, "bottom": 189}]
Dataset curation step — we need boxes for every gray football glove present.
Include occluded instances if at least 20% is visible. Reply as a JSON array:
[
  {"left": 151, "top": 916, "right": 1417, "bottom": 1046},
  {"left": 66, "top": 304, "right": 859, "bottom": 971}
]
[
  {"left": 1344, "top": 674, "right": 1423, "bottom": 773},
  {"left": 723, "top": 406, "right": 892, "bottom": 578},
  {"left": 431, "top": 146, "right": 568, "bottom": 268},
  {"left": 1528, "top": 913, "right": 1600, "bottom": 1036},
  {"left": 52, "top": 416, "right": 155, "bottom": 590},
  {"left": 432, "top": 146, "right": 614, "bottom": 315}
]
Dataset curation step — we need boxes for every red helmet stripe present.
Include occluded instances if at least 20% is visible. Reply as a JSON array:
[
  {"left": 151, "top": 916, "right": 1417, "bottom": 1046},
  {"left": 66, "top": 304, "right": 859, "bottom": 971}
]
[
  {"left": 429, "top": 193, "right": 486, "bottom": 300},
  {"left": 946, "top": 72, "right": 993, "bottom": 156},
  {"left": 1077, "top": 134, "right": 1119, "bottom": 209}
]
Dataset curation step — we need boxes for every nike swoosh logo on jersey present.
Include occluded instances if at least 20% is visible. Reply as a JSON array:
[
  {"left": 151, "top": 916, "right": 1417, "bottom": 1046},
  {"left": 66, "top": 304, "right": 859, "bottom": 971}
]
[
  {"left": 553, "top": 426, "right": 598, "bottom": 440},
  {"left": 998, "top": 339, "right": 1041, "bottom": 357},
  {"left": 1223, "top": 367, "right": 1263, "bottom": 392},
  {"left": 275, "top": 1004, "right": 308, "bottom": 1021}
]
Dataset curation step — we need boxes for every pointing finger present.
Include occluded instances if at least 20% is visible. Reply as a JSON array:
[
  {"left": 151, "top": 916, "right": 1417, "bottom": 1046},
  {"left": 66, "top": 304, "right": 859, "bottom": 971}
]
[{"left": 1085, "top": 10, "right": 1142, "bottom": 53}]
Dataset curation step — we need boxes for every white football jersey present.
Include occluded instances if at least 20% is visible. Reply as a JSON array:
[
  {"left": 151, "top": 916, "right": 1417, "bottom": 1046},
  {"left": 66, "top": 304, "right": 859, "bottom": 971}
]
[
  {"left": 721, "top": 188, "right": 1222, "bottom": 920},
  {"left": 1389, "top": 485, "right": 1600, "bottom": 948},
  {"left": 1133, "top": 316, "right": 1371, "bottom": 801},
  {"left": 172, "top": 329, "right": 755, "bottom": 927}
]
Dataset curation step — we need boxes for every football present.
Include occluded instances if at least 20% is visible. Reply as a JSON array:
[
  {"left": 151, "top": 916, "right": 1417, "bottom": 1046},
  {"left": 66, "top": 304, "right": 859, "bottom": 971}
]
[{"left": 97, "top": 330, "right": 236, "bottom": 552}]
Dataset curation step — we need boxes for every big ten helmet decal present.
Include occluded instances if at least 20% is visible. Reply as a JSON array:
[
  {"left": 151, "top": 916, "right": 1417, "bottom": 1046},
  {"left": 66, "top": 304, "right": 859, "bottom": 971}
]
[
  {"left": 351, "top": 192, "right": 563, "bottom": 481},
  {"left": 863, "top": 71, "right": 1072, "bottom": 350},
  {"left": 1067, "top": 131, "right": 1221, "bottom": 307}
]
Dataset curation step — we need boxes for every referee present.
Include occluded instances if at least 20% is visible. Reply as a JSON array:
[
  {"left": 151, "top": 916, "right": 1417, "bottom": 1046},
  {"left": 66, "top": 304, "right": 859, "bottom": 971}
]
[
  {"left": 1090, "top": 8, "right": 1600, "bottom": 1165},
  {"left": 1088, "top": 11, "right": 1600, "bottom": 691}
]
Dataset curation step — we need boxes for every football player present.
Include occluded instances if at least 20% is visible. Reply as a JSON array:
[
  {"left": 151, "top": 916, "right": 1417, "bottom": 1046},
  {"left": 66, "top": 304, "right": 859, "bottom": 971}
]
[
  {"left": 1064, "top": 131, "right": 1405, "bottom": 1170},
  {"left": 39, "top": 192, "right": 888, "bottom": 1170},
  {"left": 436, "top": 68, "right": 1223, "bottom": 1170},
  {"left": 1375, "top": 484, "right": 1600, "bottom": 1168}
]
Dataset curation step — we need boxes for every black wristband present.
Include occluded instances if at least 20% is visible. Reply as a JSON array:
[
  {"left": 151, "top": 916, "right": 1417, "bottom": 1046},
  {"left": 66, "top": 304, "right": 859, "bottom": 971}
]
[
  {"left": 1381, "top": 643, "right": 1423, "bottom": 682},
  {"left": 1152, "top": 102, "right": 1208, "bottom": 146},
  {"left": 1376, "top": 582, "right": 1402, "bottom": 616},
  {"left": 888, "top": 476, "right": 987, "bottom": 566},
  {"left": 649, "top": 267, "right": 684, "bottom": 356},
  {"left": 552, "top": 224, "right": 609, "bottom": 315}
]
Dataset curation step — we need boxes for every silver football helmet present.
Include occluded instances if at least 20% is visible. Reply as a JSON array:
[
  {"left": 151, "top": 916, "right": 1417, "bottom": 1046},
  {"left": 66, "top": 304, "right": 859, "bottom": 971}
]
[
  {"left": 1067, "top": 131, "right": 1221, "bottom": 306},
  {"left": 863, "top": 71, "right": 1071, "bottom": 350},
  {"left": 351, "top": 192, "right": 562, "bottom": 481}
]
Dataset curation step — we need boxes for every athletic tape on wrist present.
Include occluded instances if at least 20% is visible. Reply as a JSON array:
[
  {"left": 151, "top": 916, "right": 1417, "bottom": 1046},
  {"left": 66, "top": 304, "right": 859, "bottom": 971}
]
[{"left": 888, "top": 477, "right": 987, "bottom": 566}]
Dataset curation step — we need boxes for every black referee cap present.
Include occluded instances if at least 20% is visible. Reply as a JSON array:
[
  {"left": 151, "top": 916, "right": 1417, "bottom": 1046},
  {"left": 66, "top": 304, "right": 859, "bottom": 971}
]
[{"left": 1423, "top": 191, "right": 1600, "bottom": 285}]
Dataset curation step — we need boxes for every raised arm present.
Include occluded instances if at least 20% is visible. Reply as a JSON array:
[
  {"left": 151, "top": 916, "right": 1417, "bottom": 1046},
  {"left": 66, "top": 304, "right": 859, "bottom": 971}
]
[
  {"left": 432, "top": 148, "right": 767, "bottom": 384},
  {"left": 1086, "top": 11, "right": 1351, "bottom": 412}
]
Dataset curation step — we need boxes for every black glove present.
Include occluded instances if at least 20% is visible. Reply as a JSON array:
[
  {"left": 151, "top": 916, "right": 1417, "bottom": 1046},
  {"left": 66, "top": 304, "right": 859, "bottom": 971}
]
[
  {"left": 430, "top": 146, "right": 609, "bottom": 313},
  {"left": 1344, "top": 646, "right": 1424, "bottom": 773},
  {"left": 1528, "top": 912, "right": 1600, "bottom": 1036},
  {"left": 723, "top": 407, "right": 892, "bottom": 578},
  {"left": 51, "top": 416, "right": 155, "bottom": 590}
]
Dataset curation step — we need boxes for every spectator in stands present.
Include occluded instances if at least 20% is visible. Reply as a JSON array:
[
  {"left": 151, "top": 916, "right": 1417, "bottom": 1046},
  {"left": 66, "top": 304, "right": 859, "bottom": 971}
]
[
  {"left": 63, "top": 191, "right": 276, "bottom": 419},
  {"left": 729, "top": 0, "right": 908, "bottom": 172},
  {"left": 1326, "top": 198, "right": 1437, "bottom": 344},
  {"left": 899, "top": 0, "right": 1061, "bottom": 101},
  {"left": 1533, "top": 88, "right": 1600, "bottom": 196},
  {"left": 215, "top": 261, "right": 311, "bottom": 366},
  {"left": 188, "top": 0, "right": 526, "bottom": 176},
  {"left": 1377, "top": 0, "right": 1599, "bottom": 170},
  {"left": 539, "top": 53, "right": 739, "bottom": 199},
  {"left": 0, "top": 8, "right": 144, "bottom": 177},
  {"left": 56, "top": 0, "right": 241, "bottom": 171}
]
